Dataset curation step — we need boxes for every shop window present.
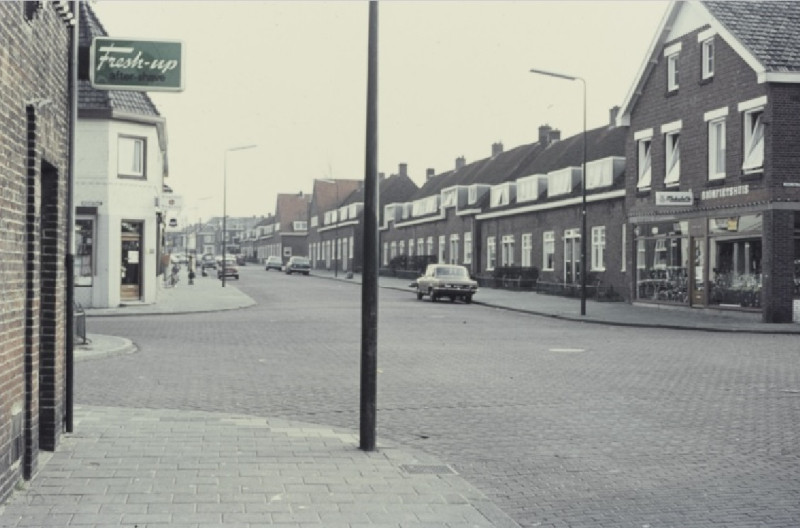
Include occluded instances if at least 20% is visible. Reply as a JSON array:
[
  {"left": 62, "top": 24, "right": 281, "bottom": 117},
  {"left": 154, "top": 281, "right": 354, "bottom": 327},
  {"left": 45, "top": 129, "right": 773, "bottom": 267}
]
[
  {"left": 75, "top": 217, "right": 95, "bottom": 286},
  {"left": 708, "top": 214, "right": 763, "bottom": 308},
  {"left": 635, "top": 222, "right": 690, "bottom": 303}
]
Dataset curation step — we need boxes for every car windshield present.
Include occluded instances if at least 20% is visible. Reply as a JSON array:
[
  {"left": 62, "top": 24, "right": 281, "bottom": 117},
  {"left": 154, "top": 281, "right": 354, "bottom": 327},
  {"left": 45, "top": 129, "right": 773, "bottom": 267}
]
[
  {"left": 293, "top": 258, "right": 309, "bottom": 264},
  {"left": 434, "top": 266, "right": 467, "bottom": 278}
]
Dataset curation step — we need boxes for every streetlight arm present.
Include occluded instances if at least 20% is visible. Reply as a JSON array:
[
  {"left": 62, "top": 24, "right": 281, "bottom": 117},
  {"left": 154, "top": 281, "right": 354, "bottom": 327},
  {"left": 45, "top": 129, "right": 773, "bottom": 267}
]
[{"left": 529, "top": 68, "right": 580, "bottom": 82}]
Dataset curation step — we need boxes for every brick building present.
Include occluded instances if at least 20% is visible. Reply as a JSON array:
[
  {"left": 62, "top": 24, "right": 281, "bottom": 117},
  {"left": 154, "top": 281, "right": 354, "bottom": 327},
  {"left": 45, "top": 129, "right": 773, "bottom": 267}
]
[
  {"left": 619, "top": 1, "right": 800, "bottom": 322},
  {"left": 0, "top": 1, "right": 76, "bottom": 501}
]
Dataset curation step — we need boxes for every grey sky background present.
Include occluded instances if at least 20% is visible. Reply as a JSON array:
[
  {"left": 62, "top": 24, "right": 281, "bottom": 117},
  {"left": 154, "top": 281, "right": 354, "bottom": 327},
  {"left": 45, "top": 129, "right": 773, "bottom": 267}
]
[{"left": 91, "top": 0, "right": 668, "bottom": 223}]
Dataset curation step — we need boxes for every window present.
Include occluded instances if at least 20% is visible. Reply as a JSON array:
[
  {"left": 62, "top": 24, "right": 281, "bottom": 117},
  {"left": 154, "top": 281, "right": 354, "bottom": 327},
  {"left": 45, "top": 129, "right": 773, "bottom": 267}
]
[
  {"left": 501, "top": 235, "right": 515, "bottom": 267},
  {"left": 441, "top": 188, "right": 457, "bottom": 208},
  {"left": 293, "top": 221, "right": 307, "bottom": 231},
  {"left": 426, "top": 236, "right": 434, "bottom": 256},
  {"left": 118, "top": 136, "right": 144, "bottom": 177},
  {"left": 621, "top": 224, "right": 627, "bottom": 272},
  {"left": 521, "top": 234, "right": 532, "bottom": 268},
  {"left": 449, "top": 234, "right": 459, "bottom": 265},
  {"left": 349, "top": 236, "right": 354, "bottom": 259},
  {"left": 543, "top": 231, "right": 555, "bottom": 271},
  {"left": 743, "top": 108, "right": 764, "bottom": 172},
  {"left": 487, "top": 236, "right": 496, "bottom": 270},
  {"left": 637, "top": 138, "right": 652, "bottom": 189},
  {"left": 701, "top": 38, "right": 714, "bottom": 80},
  {"left": 591, "top": 226, "right": 606, "bottom": 271},
  {"left": 464, "top": 232, "right": 472, "bottom": 264},
  {"left": 398, "top": 240, "right": 405, "bottom": 256},
  {"left": 637, "top": 239, "right": 646, "bottom": 270},
  {"left": 667, "top": 53, "right": 679, "bottom": 91},
  {"left": 665, "top": 132, "right": 680, "bottom": 186},
  {"left": 417, "top": 238, "right": 424, "bottom": 256},
  {"left": 653, "top": 238, "right": 668, "bottom": 270},
  {"left": 382, "top": 242, "right": 388, "bottom": 266},
  {"left": 708, "top": 118, "right": 726, "bottom": 180},
  {"left": 390, "top": 241, "right": 397, "bottom": 260},
  {"left": 75, "top": 217, "right": 95, "bottom": 286},
  {"left": 408, "top": 238, "right": 414, "bottom": 257},
  {"left": 438, "top": 235, "right": 446, "bottom": 263}
]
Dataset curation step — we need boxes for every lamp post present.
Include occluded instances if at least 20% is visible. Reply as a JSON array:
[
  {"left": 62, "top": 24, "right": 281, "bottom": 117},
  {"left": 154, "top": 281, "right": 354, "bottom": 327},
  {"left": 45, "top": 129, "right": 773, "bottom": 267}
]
[
  {"left": 222, "top": 144, "right": 257, "bottom": 287},
  {"left": 529, "top": 67, "right": 587, "bottom": 316}
]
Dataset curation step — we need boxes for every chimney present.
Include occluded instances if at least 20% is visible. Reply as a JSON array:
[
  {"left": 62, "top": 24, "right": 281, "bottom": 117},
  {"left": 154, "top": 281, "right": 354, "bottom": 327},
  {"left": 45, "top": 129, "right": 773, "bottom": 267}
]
[
  {"left": 491, "top": 142, "right": 504, "bottom": 157},
  {"left": 398, "top": 163, "right": 407, "bottom": 177},
  {"left": 378, "top": 172, "right": 385, "bottom": 180},
  {"left": 539, "top": 124, "right": 552, "bottom": 145},
  {"left": 455, "top": 156, "right": 466, "bottom": 170},
  {"left": 549, "top": 129, "right": 561, "bottom": 143},
  {"left": 609, "top": 105, "right": 620, "bottom": 128},
  {"left": 426, "top": 168, "right": 436, "bottom": 180}
]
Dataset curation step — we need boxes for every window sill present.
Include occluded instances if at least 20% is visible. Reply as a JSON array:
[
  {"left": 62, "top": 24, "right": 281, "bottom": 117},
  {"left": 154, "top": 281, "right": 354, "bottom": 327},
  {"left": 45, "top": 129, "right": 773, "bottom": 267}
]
[
  {"left": 636, "top": 188, "right": 651, "bottom": 197},
  {"left": 699, "top": 76, "right": 714, "bottom": 86},
  {"left": 741, "top": 169, "right": 763, "bottom": 181},
  {"left": 665, "top": 88, "right": 679, "bottom": 98},
  {"left": 664, "top": 181, "right": 681, "bottom": 189}
]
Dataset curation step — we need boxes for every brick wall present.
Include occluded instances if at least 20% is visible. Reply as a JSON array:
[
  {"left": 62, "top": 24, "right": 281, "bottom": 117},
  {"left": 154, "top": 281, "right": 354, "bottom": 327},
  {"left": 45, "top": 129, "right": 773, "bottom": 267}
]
[{"left": 0, "top": 2, "right": 71, "bottom": 501}]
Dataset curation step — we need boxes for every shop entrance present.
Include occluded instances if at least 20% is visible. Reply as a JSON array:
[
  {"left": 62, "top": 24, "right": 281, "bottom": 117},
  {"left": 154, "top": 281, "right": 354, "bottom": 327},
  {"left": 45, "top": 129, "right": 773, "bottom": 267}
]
[
  {"left": 690, "top": 236, "right": 706, "bottom": 306},
  {"left": 120, "top": 221, "right": 143, "bottom": 301}
]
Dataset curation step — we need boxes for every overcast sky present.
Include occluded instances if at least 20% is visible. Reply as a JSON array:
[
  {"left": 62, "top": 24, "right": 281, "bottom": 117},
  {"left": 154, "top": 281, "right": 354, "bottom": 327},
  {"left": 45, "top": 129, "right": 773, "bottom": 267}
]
[{"left": 91, "top": 0, "right": 668, "bottom": 223}]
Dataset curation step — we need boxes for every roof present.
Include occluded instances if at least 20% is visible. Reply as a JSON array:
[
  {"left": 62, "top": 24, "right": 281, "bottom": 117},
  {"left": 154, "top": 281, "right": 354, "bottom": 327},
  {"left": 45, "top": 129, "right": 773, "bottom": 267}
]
[
  {"left": 704, "top": 1, "right": 800, "bottom": 74},
  {"left": 78, "top": 2, "right": 161, "bottom": 118},
  {"left": 310, "top": 179, "right": 362, "bottom": 215},
  {"left": 619, "top": 1, "right": 800, "bottom": 124}
]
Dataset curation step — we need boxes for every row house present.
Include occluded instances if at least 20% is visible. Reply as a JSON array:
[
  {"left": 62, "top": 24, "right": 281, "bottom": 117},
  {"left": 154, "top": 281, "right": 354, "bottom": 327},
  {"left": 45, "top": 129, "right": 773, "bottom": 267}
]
[
  {"left": 0, "top": 0, "right": 76, "bottom": 502},
  {"left": 620, "top": 0, "right": 800, "bottom": 323},
  {"left": 75, "top": 3, "right": 169, "bottom": 308},
  {"left": 307, "top": 169, "right": 418, "bottom": 274},
  {"left": 477, "top": 118, "right": 627, "bottom": 295},
  {"left": 254, "top": 192, "right": 311, "bottom": 264}
]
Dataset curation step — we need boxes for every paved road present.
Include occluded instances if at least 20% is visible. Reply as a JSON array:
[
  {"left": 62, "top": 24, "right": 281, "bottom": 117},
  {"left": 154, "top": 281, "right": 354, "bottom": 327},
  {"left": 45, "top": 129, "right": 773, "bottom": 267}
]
[{"left": 81, "top": 266, "right": 800, "bottom": 527}]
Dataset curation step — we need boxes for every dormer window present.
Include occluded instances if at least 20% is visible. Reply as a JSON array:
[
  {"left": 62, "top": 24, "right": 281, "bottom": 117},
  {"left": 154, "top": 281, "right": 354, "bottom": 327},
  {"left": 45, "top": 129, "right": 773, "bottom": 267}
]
[
  {"left": 441, "top": 188, "right": 457, "bottom": 208},
  {"left": 490, "top": 183, "right": 515, "bottom": 207}
]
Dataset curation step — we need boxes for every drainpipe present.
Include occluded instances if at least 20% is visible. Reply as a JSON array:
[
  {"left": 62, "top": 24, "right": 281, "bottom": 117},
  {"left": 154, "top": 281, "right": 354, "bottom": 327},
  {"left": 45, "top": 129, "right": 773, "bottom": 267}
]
[{"left": 65, "top": 1, "right": 78, "bottom": 433}]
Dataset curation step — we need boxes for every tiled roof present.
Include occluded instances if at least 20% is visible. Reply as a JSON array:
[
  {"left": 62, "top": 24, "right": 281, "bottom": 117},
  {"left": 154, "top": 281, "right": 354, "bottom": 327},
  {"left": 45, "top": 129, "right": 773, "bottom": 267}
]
[
  {"left": 516, "top": 125, "right": 627, "bottom": 176},
  {"left": 704, "top": 1, "right": 800, "bottom": 73},
  {"left": 78, "top": 3, "right": 160, "bottom": 117}
]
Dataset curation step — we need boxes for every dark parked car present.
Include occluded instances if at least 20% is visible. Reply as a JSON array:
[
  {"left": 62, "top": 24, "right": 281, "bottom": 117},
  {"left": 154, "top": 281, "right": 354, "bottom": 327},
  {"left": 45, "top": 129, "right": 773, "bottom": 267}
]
[
  {"left": 285, "top": 256, "right": 310, "bottom": 275},
  {"left": 265, "top": 256, "right": 283, "bottom": 271},
  {"left": 413, "top": 264, "right": 478, "bottom": 303},
  {"left": 200, "top": 254, "right": 217, "bottom": 270},
  {"left": 217, "top": 257, "right": 239, "bottom": 280}
]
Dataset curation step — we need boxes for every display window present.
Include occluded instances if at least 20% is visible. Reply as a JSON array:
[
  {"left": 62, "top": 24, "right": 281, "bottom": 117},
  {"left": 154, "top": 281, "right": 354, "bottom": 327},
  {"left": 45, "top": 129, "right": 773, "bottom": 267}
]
[
  {"left": 75, "top": 217, "right": 95, "bottom": 286},
  {"left": 634, "top": 221, "right": 689, "bottom": 303},
  {"left": 707, "top": 214, "right": 762, "bottom": 309}
]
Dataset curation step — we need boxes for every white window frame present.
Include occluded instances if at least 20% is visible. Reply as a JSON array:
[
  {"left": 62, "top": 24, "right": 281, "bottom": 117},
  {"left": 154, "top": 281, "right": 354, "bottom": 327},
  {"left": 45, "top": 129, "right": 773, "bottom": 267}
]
[
  {"left": 701, "top": 38, "right": 715, "bottom": 80},
  {"left": 408, "top": 238, "right": 414, "bottom": 257},
  {"left": 398, "top": 240, "right": 405, "bottom": 256},
  {"left": 118, "top": 135, "right": 145, "bottom": 178},
  {"left": 464, "top": 232, "right": 472, "bottom": 264},
  {"left": 742, "top": 105, "right": 765, "bottom": 173},
  {"left": 487, "top": 236, "right": 497, "bottom": 271},
  {"left": 621, "top": 224, "right": 627, "bottom": 272},
  {"left": 665, "top": 131, "right": 680, "bottom": 186},
  {"left": 591, "top": 226, "right": 606, "bottom": 271},
  {"left": 449, "top": 234, "right": 459, "bottom": 265},
  {"left": 438, "top": 235, "right": 446, "bottom": 263},
  {"left": 417, "top": 238, "right": 424, "bottom": 257},
  {"left": 521, "top": 233, "right": 532, "bottom": 268},
  {"left": 382, "top": 242, "right": 388, "bottom": 266},
  {"left": 426, "top": 236, "right": 434, "bottom": 256},
  {"left": 501, "top": 235, "right": 515, "bottom": 267},
  {"left": 637, "top": 137, "right": 652, "bottom": 189},
  {"left": 543, "top": 231, "right": 555, "bottom": 271},
  {"left": 708, "top": 116, "right": 727, "bottom": 180},
  {"left": 667, "top": 53, "right": 679, "bottom": 91},
  {"left": 390, "top": 241, "right": 397, "bottom": 260},
  {"left": 349, "top": 236, "right": 354, "bottom": 259}
]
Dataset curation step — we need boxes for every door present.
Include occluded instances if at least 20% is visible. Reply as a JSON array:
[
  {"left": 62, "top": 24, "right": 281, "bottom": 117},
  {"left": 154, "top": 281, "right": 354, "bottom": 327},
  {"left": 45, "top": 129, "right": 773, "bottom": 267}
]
[
  {"left": 690, "top": 236, "right": 706, "bottom": 306},
  {"left": 120, "top": 221, "right": 143, "bottom": 301},
  {"left": 564, "top": 229, "right": 581, "bottom": 284}
]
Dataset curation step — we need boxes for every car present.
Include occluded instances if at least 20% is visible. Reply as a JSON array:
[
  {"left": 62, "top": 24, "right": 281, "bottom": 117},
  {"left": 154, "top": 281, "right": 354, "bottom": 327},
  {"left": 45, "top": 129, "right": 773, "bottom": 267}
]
[
  {"left": 200, "top": 254, "right": 217, "bottom": 270},
  {"left": 284, "top": 256, "right": 310, "bottom": 275},
  {"left": 265, "top": 256, "right": 283, "bottom": 271},
  {"left": 414, "top": 264, "right": 478, "bottom": 303},
  {"left": 217, "top": 257, "right": 239, "bottom": 280},
  {"left": 235, "top": 255, "right": 246, "bottom": 266}
]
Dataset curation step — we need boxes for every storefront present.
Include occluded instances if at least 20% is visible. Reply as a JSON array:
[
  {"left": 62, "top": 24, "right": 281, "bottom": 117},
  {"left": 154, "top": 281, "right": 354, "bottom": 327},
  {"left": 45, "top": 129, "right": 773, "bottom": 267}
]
[{"left": 633, "top": 212, "right": 799, "bottom": 321}]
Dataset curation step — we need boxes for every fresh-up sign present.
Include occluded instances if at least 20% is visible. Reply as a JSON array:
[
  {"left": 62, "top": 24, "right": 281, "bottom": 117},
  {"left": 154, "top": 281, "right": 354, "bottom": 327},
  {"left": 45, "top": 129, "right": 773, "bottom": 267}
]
[{"left": 91, "top": 37, "right": 184, "bottom": 92}]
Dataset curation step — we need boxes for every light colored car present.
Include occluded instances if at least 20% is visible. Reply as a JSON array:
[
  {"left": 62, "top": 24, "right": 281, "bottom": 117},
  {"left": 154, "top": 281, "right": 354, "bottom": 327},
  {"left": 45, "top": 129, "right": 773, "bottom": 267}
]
[
  {"left": 285, "top": 256, "right": 310, "bottom": 275},
  {"left": 217, "top": 257, "right": 239, "bottom": 280},
  {"left": 414, "top": 264, "right": 477, "bottom": 303},
  {"left": 265, "top": 256, "right": 283, "bottom": 271}
]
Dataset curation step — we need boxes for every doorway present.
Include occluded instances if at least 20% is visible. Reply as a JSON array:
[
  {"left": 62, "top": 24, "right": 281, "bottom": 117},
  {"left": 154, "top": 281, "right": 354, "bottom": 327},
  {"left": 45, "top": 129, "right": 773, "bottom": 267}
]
[
  {"left": 121, "top": 221, "right": 143, "bottom": 301},
  {"left": 564, "top": 229, "right": 581, "bottom": 284}
]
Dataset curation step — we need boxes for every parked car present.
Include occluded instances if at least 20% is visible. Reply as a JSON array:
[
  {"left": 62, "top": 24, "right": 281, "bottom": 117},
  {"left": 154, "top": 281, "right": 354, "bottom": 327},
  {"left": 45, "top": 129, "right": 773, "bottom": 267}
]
[
  {"left": 217, "top": 257, "right": 239, "bottom": 280},
  {"left": 235, "top": 255, "right": 246, "bottom": 266},
  {"left": 265, "top": 256, "right": 283, "bottom": 271},
  {"left": 414, "top": 264, "right": 477, "bottom": 303},
  {"left": 285, "top": 256, "right": 310, "bottom": 275},
  {"left": 200, "top": 254, "right": 217, "bottom": 270}
]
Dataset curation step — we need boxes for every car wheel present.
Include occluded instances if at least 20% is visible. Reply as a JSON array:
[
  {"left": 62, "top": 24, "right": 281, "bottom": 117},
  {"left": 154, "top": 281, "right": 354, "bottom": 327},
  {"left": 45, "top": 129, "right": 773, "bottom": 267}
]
[
  {"left": 416, "top": 288, "right": 423, "bottom": 300},
  {"left": 465, "top": 294, "right": 472, "bottom": 304},
  {"left": 303, "top": 272, "right": 309, "bottom": 276},
  {"left": 429, "top": 289, "right": 437, "bottom": 302},
  {"left": 235, "top": 275, "right": 239, "bottom": 280}
]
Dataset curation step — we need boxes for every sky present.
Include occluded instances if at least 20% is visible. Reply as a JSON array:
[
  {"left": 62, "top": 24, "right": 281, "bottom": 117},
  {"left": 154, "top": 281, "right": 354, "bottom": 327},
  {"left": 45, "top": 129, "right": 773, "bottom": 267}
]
[{"left": 91, "top": 0, "right": 669, "bottom": 224}]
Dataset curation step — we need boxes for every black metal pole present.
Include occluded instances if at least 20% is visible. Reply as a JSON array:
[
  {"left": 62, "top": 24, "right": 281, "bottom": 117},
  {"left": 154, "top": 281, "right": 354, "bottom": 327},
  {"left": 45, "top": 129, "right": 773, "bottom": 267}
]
[
  {"left": 579, "top": 78, "right": 587, "bottom": 316},
  {"left": 360, "top": 0, "right": 379, "bottom": 452},
  {"left": 222, "top": 152, "right": 227, "bottom": 288},
  {"left": 65, "top": 1, "right": 79, "bottom": 433}
]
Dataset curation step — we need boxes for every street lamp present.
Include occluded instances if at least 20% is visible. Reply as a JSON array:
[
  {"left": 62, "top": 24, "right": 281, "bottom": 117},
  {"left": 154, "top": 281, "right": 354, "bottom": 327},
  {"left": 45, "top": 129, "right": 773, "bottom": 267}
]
[
  {"left": 222, "top": 144, "right": 257, "bottom": 287},
  {"left": 530, "top": 67, "right": 587, "bottom": 316}
]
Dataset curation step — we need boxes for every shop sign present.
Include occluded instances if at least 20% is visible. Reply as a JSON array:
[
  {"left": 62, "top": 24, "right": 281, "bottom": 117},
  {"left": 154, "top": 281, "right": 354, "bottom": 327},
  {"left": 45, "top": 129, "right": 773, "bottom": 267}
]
[
  {"left": 700, "top": 184, "right": 749, "bottom": 201},
  {"left": 656, "top": 191, "right": 693, "bottom": 206},
  {"left": 91, "top": 37, "right": 184, "bottom": 92}
]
